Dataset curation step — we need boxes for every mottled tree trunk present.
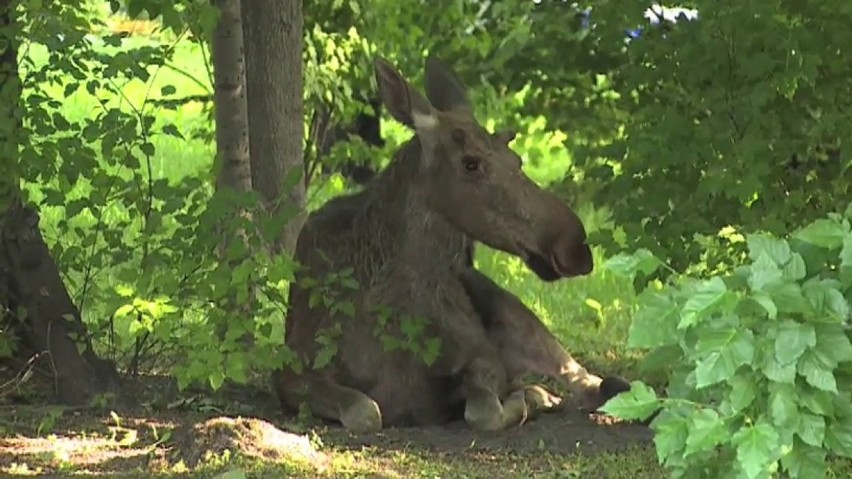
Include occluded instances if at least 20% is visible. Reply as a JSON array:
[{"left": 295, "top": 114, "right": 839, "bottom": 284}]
[
  {"left": 210, "top": 0, "right": 255, "bottom": 347},
  {"left": 0, "top": 0, "right": 118, "bottom": 405},
  {"left": 242, "top": 0, "right": 306, "bottom": 254},
  {"left": 212, "top": 0, "right": 252, "bottom": 196}
]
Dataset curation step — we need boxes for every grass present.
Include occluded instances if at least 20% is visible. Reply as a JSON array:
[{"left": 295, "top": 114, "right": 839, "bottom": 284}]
[{"left": 6, "top": 22, "right": 652, "bottom": 479}]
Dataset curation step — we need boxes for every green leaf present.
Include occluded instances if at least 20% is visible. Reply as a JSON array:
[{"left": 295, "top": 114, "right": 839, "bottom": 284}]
[
  {"left": 762, "top": 349, "right": 797, "bottom": 383},
  {"left": 694, "top": 328, "right": 755, "bottom": 388},
  {"left": 628, "top": 290, "right": 679, "bottom": 348},
  {"left": 796, "top": 411, "right": 826, "bottom": 447},
  {"left": 813, "top": 323, "right": 852, "bottom": 365},
  {"left": 782, "top": 253, "right": 807, "bottom": 280},
  {"left": 208, "top": 370, "right": 225, "bottom": 391},
  {"left": 748, "top": 252, "right": 784, "bottom": 291},
  {"left": 799, "top": 387, "right": 835, "bottom": 416},
  {"left": 678, "top": 277, "right": 732, "bottom": 329},
  {"left": 841, "top": 248, "right": 852, "bottom": 287},
  {"left": 694, "top": 351, "right": 737, "bottom": 388},
  {"left": 825, "top": 416, "right": 852, "bottom": 457},
  {"left": 747, "top": 233, "right": 790, "bottom": 265},
  {"left": 224, "top": 354, "right": 248, "bottom": 384},
  {"left": 774, "top": 321, "right": 816, "bottom": 365},
  {"left": 649, "top": 410, "right": 688, "bottom": 466},
  {"left": 602, "top": 248, "right": 663, "bottom": 280},
  {"left": 764, "top": 281, "right": 810, "bottom": 315},
  {"left": 140, "top": 142, "right": 155, "bottom": 157},
  {"left": 825, "top": 288, "right": 851, "bottom": 321},
  {"left": 725, "top": 374, "right": 757, "bottom": 413},
  {"left": 162, "top": 124, "right": 185, "bottom": 139},
  {"left": 793, "top": 218, "right": 849, "bottom": 249},
  {"left": 769, "top": 383, "right": 799, "bottom": 437},
  {"left": 160, "top": 84, "right": 177, "bottom": 96},
  {"left": 282, "top": 165, "right": 305, "bottom": 193},
  {"left": 639, "top": 344, "right": 682, "bottom": 374},
  {"left": 598, "top": 381, "right": 659, "bottom": 421},
  {"left": 797, "top": 349, "right": 838, "bottom": 393},
  {"left": 114, "top": 303, "right": 135, "bottom": 318},
  {"left": 312, "top": 345, "right": 336, "bottom": 370},
  {"left": 684, "top": 408, "right": 727, "bottom": 456},
  {"left": 63, "top": 82, "right": 79, "bottom": 98},
  {"left": 780, "top": 443, "right": 826, "bottom": 479},
  {"left": 803, "top": 278, "right": 849, "bottom": 321},
  {"left": 750, "top": 292, "right": 778, "bottom": 319},
  {"left": 732, "top": 422, "right": 780, "bottom": 479},
  {"left": 338, "top": 301, "right": 355, "bottom": 317}
]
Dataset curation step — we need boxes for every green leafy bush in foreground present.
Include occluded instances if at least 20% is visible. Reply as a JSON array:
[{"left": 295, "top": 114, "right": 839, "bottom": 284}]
[{"left": 601, "top": 206, "right": 852, "bottom": 478}]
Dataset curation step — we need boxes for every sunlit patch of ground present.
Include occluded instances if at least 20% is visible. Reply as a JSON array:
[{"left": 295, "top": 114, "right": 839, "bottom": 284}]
[
  {"left": 0, "top": 420, "right": 663, "bottom": 478},
  {"left": 1, "top": 434, "right": 148, "bottom": 475},
  {"left": 0, "top": 386, "right": 661, "bottom": 479}
]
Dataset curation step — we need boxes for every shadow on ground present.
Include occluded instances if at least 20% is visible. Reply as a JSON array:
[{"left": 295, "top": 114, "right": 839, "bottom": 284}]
[
  {"left": 319, "top": 409, "right": 652, "bottom": 456},
  {"left": 0, "top": 374, "right": 654, "bottom": 477}
]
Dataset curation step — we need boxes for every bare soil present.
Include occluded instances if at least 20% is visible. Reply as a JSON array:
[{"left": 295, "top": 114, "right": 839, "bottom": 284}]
[
  {"left": 0, "top": 373, "right": 653, "bottom": 477},
  {"left": 324, "top": 409, "right": 652, "bottom": 457}
]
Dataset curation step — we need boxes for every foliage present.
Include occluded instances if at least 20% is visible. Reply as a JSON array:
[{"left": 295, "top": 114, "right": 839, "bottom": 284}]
[
  {"left": 4, "top": 8, "right": 851, "bottom": 479},
  {"left": 573, "top": 1, "right": 852, "bottom": 273},
  {"left": 601, "top": 206, "right": 852, "bottom": 478},
  {"left": 5, "top": 0, "right": 619, "bottom": 390},
  {"left": 6, "top": 0, "right": 306, "bottom": 391}
]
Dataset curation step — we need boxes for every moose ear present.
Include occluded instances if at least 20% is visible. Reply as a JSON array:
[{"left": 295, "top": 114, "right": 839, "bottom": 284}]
[
  {"left": 373, "top": 56, "right": 437, "bottom": 132},
  {"left": 424, "top": 55, "right": 471, "bottom": 112},
  {"left": 494, "top": 129, "right": 517, "bottom": 144}
]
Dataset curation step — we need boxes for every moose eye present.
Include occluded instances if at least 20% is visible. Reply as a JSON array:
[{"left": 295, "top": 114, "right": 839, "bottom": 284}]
[{"left": 462, "top": 156, "right": 480, "bottom": 172}]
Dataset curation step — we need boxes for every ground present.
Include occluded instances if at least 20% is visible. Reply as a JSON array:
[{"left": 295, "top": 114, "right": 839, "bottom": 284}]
[{"left": 0, "top": 374, "right": 660, "bottom": 478}]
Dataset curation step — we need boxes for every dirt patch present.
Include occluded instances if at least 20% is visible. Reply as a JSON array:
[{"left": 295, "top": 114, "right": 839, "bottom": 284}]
[
  {"left": 319, "top": 410, "right": 652, "bottom": 456},
  {"left": 112, "top": 374, "right": 654, "bottom": 457},
  {"left": 0, "top": 374, "right": 653, "bottom": 476},
  {"left": 169, "top": 416, "right": 330, "bottom": 470}
]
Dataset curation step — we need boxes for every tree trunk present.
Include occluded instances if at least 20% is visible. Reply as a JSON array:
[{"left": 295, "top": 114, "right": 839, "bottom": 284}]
[
  {"left": 210, "top": 0, "right": 256, "bottom": 349},
  {"left": 212, "top": 0, "right": 253, "bottom": 196},
  {"left": 242, "top": 0, "right": 306, "bottom": 255},
  {"left": 0, "top": 0, "right": 118, "bottom": 405}
]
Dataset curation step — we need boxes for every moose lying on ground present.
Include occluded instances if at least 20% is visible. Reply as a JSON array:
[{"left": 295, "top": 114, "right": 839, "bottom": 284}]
[{"left": 273, "top": 55, "right": 630, "bottom": 432}]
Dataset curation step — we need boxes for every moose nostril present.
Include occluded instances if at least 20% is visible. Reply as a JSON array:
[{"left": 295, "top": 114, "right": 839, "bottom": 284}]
[
  {"left": 575, "top": 243, "right": 593, "bottom": 274},
  {"left": 551, "top": 239, "right": 593, "bottom": 277}
]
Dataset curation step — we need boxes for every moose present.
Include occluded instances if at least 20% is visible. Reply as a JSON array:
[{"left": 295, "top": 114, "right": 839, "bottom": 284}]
[{"left": 272, "top": 55, "right": 630, "bottom": 432}]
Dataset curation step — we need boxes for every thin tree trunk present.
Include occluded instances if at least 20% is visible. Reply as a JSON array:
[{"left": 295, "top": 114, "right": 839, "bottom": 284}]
[
  {"left": 0, "top": 0, "right": 118, "bottom": 405},
  {"left": 242, "top": 0, "right": 306, "bottom": 255},
  {"left": 212, "top": 0, "right": 253, "bottom": 196},
  {"left": 210, "top": 0, "right": 255, "bottom": 349}
]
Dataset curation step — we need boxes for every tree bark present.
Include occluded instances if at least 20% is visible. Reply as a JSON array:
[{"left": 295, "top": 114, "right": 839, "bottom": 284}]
[
  {"left": 212, "top": 0, "right": 253, "bottom": 196},
  {"left": 210, "top": 0, "right": 256, "bottom": 349},
  {"left": 242, "top": 0, "right": 306, "bottom": 255},
  {"left": 0, "top": 0, "right": 118, "bottom": 405}
]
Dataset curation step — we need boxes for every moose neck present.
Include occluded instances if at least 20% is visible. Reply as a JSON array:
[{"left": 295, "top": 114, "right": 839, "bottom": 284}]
[{"left": 363, "top": 136, "right": 469, "bottom": 275}]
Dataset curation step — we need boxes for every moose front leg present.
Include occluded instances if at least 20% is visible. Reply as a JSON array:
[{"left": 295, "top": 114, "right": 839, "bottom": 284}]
[
  {"left": 460, "top": 355, "right": 531, "bottom": 431},
  {"left": 457, "top": 267, "right": 631, "bottom": 411},
  {"left": 427, "top": 288, "right": 531, "bottom": 431}
]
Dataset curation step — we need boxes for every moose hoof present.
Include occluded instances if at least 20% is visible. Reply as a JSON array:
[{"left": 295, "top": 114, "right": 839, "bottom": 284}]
[
  {"left": 600, "top": 375, "right": 631, "bottom": 401},
  {"left": 502, "top": 389, "right": 531, "bottom": 427},
  {"left": 523, "top": 384, "right": 564, "bottom": 415},
  {"left": 464, "top": 390, "right": 504, "bottom": 431},
  {"left": 576, "top": 376, "right": 630, "bottom": 412},
  {"left": 577, "top": 375, "right": 632, "bottom": 413},
  {"left": 340, "top": 396, "right": 383, "bottom": 433}
]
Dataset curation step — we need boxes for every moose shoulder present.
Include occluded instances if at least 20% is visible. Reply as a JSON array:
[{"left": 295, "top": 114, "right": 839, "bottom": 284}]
[{"left": 272, "top": 55, "right": 629, "bottom": 432}]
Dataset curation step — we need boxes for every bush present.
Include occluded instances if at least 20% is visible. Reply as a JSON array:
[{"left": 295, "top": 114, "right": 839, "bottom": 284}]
[{"left": 601, "top": 205, "right": 852, "bottom": 478}]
